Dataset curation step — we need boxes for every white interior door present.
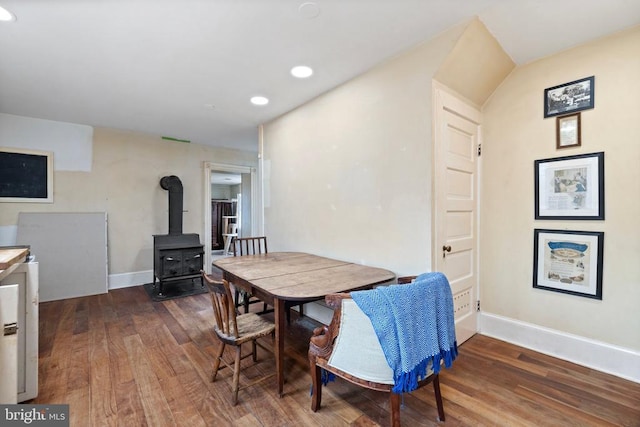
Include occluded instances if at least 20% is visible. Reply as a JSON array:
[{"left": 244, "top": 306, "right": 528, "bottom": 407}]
[
  {"left": 0, "top": 283, "right": 18, "bottom": 404},
  {"left": 433, "top": 84, "right": 481, "bottom": 344}
]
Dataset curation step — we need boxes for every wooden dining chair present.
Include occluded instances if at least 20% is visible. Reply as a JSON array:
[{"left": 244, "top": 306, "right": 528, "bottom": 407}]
[
  {"left": 202, "top": 271, "right": 275, "bottom": 405},
  {"left": 233, "top": 235, "right": 268, "bottom": 257},
  {"left": 232, "top": 236, "right": 304, "bottom": 323},
  {"left": 232, "top": 236, "right": 270, "bottom": 314},
  {"left": 309, "top": 274, "right": 456, "bottom": 426}
]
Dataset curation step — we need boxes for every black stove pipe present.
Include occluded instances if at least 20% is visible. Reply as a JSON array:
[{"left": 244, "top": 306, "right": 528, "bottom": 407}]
[{"left": 160, "top": 175, "right": 183, "bottom": 235}]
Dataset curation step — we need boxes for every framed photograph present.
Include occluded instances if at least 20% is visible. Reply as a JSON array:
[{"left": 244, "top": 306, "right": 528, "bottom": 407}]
[
  {"left": 533, "top": 229, "right": 603, "bottom": 300},
  {"left": 556, "top": 112, "right": 581, "bottom": 149},
  {"left": 544, "top": 76, "right": 594, "bottom": 118},
  {"left": 0, "top": 147, "right": 53, "bottom": 203},
  {"left": 534, "top": 152, "right": 604, "bottom": 220}
]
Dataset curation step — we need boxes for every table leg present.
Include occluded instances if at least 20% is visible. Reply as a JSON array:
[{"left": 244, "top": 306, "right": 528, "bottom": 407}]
[{"left": 274, "top": 297, "right": 285, "bottom": 397}]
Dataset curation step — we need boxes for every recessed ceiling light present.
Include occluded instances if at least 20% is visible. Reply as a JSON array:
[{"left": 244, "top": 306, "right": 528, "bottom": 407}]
[
  {"left": 298, "top": 2, "right": 320, "bottom": 19},
  {"left": 250, "top": 96, "right": 269, "bottom": 106},
  {"left": 0, "top": 6, "right": 16, "bottom": 22},
  {"left": 291, "top": 65, "right": 313, "bottom": 78}
]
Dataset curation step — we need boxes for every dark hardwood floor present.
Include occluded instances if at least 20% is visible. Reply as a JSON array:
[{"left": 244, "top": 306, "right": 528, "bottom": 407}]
[{"left": 32, "top": 282, "right": 640, "bottom": 426}]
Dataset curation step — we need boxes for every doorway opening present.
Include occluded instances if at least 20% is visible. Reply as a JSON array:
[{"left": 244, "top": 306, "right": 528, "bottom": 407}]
[{"left": 203, "top": 162, "right": 257, "bottom": 273}]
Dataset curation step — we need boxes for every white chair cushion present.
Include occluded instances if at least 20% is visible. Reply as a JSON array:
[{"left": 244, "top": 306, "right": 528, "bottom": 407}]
[{"left": 327, "top": 299, "right": 394, "bottom": 384}]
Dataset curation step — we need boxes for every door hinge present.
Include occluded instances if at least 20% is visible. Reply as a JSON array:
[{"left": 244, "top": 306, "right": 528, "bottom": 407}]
[
  {"left": 3, "top": 322, "right": 18, "bottom": 336},
  {"left": 477, "top": 144, "right": 482, "bottom": 157},
  {"left": 476, "top": 300, "right": 480, "bottom": 312}
]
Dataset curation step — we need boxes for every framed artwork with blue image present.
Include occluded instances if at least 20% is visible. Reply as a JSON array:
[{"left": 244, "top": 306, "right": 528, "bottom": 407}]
[{"left": 533, "top": 229, "right": 603, "bottom": 300}]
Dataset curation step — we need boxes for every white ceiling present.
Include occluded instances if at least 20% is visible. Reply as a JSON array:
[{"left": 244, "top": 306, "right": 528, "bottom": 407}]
[
  {"left": 1, "top": 1, "right": 639, "bottom": 152},
  {"left": 211, "top": 172, "right": 241, "bottom": 185}
]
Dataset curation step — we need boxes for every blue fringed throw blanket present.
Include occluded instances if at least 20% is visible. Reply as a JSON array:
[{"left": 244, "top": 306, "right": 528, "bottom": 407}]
[{"left": 351, "top": 272, "right": 458, "bottom": 393}]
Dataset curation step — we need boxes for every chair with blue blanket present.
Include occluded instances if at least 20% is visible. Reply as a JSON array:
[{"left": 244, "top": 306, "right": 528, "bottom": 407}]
[{"left": 308, "top": 273, "right": 457, "bottom": 426}]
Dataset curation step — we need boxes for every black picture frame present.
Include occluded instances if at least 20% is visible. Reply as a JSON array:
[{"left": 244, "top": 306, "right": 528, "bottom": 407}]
[
  {"left": 544, "top": 76, "right": 594, "bottom": 118},
  {"left": 534, "top": 152, "right": 604, "bottom": 220},
  {"left": 533, "top": 229, "right": 604, "bottom": 300}
]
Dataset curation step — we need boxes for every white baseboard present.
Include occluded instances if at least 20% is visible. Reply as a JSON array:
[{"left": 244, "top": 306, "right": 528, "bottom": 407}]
[
  {"left": 480, "top": 312, "right": 640, "bottom": 384},
  {"left": 302, "top": 301, "right": 333, "bottom": 326},
  {"left": 108, "top": 270, "right": 153, "bottom": 290}
]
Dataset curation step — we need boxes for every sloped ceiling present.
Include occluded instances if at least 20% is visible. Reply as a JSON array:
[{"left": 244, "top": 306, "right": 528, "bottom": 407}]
[
  {"left": 435, "top": 18, "right": 515, "bottom": 107},
  {"left": 0, "top": 0, "right": 638, "bottom": 152}
]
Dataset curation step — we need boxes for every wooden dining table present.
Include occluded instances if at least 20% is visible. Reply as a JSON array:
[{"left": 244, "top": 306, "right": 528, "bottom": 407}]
[{"left": 212, "top": 251, "right": 395, "bottom": 396}]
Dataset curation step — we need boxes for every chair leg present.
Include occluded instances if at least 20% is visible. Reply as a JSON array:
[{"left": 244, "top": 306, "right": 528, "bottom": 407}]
[
  {"left": 232, "top": 346, "right": 242, "bottom": 406},
  {"left": 234, "top": 288, "right": 251, "bottom": 314},
  {"left": 310, "top": 360, "right": 322, "bottom": 412},
  {"left": 433, "top": 375, "right": 445, "bottom": 421},
  {"left": 243, "top": 291, "right": 250, "bottom": 313},
  {"left": 234, "top": 288, "right": 241, "bottom": 310},
  {"left": 390, "top": 393, "right": 401, "bottom": 427},
  {"left": 285, "top": 302, "right": 302, "bottom": 325},
  {"left": 211, "top": 343, "right": 225, "bottom": 382}
]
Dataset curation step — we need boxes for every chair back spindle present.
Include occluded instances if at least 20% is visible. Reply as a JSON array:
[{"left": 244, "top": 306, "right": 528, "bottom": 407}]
[
  {"left": 233, "top": 236, "right": 268, "bottom": 256},
  {"left": 203, "top": 274, "right": 238, "bottom": 338}
]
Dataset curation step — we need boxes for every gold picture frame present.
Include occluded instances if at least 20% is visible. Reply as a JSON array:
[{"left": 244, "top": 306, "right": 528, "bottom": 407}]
[{"left": 556, "top": 112, "right": 581, "bottom": 149}]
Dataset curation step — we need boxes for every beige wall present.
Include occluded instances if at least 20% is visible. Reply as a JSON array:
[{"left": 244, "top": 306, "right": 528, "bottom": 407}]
[
  {"left": 481, "top": 26, "right": 640, "bottom": 351},
  {"left": 262, "top": 23, "right": 466, "bottom": 274},
  {"left": 0, "top": 127, "right": 257, "bottom": 276},
  {"left": 262, "top": 18, "right": 639, "bottom": 355},
  {"left": 262, "top": 19, "right": 511, "bottom": 276}
]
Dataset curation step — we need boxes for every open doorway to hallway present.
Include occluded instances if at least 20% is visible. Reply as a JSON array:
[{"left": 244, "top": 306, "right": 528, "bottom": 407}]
[
  {"left": 211, "top": 171, "right": 242, "bottom": 259},
  {"left": 203, "top": 162, "right": 257, "bottom": 273}
]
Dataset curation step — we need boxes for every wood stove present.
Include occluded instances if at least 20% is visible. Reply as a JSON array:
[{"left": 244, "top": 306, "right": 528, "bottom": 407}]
[{"left": 153, "top": 175, "right": 204, "bottom": 295}]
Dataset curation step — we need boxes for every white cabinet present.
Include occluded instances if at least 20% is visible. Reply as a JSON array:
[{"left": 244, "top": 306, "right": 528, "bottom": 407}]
[
  {"left": 0, "top": 262, "right": 38, "bottom": 402},
  {"left": 0, "top": 283, "right": 18, "bottom": 404}
]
